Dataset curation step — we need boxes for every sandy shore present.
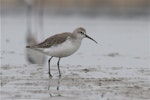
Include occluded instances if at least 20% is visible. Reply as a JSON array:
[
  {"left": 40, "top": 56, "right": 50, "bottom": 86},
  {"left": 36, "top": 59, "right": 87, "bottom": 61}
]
[{"left": 1, "top": 63, "right": 150, "bottom": 100}]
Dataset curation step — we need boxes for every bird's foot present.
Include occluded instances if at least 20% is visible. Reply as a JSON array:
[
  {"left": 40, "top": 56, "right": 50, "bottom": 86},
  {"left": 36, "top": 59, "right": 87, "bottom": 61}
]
[
  {"left": 58, "top": 74, "right": 61, "bottom": 78},
  {"left": 48, "top": 72, "right": 53, "bottom": 78},
  {"left": 49, "top": 75, "right": 53, "bottom": 78}
]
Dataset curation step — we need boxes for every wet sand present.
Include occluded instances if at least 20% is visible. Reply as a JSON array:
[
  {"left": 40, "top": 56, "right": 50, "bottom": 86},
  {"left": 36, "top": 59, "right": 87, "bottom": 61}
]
[{"left": 1, "top": 62, "right": 150, "bottom": 100}]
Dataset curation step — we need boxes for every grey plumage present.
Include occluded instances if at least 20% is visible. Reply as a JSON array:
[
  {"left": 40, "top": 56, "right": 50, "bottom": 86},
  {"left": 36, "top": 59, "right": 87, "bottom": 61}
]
[{"left": 26, "top": 32, "right": 74, "bottom": 48}]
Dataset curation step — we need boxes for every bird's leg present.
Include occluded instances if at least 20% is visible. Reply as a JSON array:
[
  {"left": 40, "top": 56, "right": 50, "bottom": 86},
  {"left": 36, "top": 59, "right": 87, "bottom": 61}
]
[
  {"left": 48, "top": 56, "right": 53, "bottom": 77},
  {"left": 57, "top": 58, "right": 61, "bottom": 77}
]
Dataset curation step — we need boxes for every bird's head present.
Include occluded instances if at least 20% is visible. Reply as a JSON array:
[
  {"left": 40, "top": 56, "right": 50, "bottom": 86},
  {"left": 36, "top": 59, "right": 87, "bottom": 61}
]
[{"left": 73, "top": 27, "right": 97, "bottom": 43}]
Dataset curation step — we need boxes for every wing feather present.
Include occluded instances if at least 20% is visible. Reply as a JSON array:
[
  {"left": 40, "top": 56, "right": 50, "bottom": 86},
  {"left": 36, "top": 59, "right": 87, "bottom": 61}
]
[{"left": 26, "top": 32, "right": 72, "bottom": 48}]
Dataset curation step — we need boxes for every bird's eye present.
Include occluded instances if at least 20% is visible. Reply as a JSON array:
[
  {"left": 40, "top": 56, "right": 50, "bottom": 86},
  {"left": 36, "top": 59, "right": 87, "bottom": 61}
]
[{"left": 80, "top": 31, "right": 84, "bottom": 34}]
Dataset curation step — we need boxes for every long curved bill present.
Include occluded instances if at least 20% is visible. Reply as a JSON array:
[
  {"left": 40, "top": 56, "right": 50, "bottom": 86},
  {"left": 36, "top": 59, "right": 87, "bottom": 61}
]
[{"left": 85, "top": 34, "right": 97, "bottom": 44}]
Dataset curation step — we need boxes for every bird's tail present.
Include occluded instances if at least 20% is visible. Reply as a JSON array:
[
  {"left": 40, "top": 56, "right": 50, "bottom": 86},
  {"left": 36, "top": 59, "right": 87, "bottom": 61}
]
[
  {"left": 26, "top": 47, "right": 44, "bottom": 55},
  {"left": 26, "top": 45, "right": 37, "bottom": 48},
  {"left": 26, "top": 46, "right": 31, "bottom": 48}
]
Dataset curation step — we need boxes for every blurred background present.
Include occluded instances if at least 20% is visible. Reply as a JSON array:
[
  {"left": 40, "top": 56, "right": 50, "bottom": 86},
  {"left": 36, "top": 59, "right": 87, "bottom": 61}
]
[
  {"left": 1, "top": 0, "right": 150, "bottom": 16},
  {"left": 1, "top": 0, "right": 150, "bottom": 65}
]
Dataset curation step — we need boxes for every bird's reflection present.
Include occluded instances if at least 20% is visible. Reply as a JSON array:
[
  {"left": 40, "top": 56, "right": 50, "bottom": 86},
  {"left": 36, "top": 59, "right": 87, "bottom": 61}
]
[{"left": 48, "top": 77, "right": 61, "bottom": 97}]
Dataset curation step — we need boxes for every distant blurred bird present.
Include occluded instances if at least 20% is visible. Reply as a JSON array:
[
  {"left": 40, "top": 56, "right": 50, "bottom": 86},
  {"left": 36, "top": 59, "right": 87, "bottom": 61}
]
[{"left": 24, "top": 0, "right": 46, "bottom": 64}]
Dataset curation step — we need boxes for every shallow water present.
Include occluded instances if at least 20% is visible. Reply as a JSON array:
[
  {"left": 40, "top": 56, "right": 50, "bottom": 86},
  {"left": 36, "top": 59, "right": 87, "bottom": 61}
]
[
  {"left": 1, "top": 15, "right": 149, "bottom": 65},
  {"left": 1, "top": 14, "right": 150, "bottom": 100},
  {"left": 1, "top": 64, "right": 150, "bottom": 100}
]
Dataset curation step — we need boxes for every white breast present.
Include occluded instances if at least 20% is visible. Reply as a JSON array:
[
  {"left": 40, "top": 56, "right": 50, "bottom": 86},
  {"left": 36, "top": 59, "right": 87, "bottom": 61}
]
[{"left": 43, "top": 38, "right": 82, "bottom": 57}]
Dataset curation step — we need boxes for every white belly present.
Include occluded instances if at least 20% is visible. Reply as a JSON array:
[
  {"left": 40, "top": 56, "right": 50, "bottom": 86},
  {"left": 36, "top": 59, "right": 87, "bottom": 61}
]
[{"left": 42, "top": 39, "right": 81, "bottom": 57}]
